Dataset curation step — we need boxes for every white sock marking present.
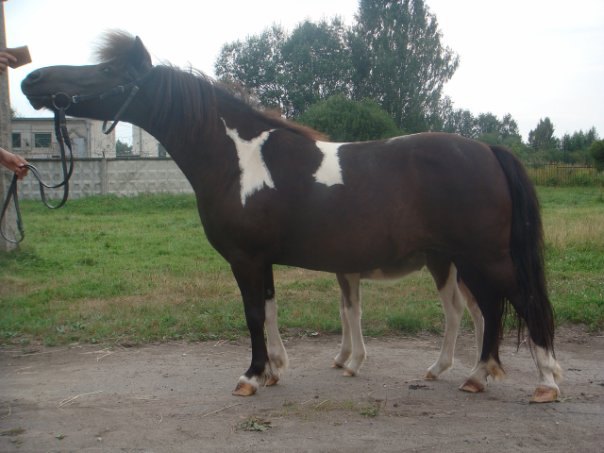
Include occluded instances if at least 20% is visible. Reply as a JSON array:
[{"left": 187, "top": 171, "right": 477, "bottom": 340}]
[
  {"left": 428, "top": 264, "right": 463, "bottom": 377},
  {"left": 222, "top": 119, "right": 275, "bottom": 206},
  {"left": 265, "top": 298, "right": 289, "bottom": 372}
]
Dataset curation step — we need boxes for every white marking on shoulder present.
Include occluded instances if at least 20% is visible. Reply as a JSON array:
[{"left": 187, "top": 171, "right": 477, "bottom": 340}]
[
  {"left": 314, "top": 141, "right": 344, "bottom": 186},
  {"left": 222, "top": 118, "right": 275, "bottom": 206}
]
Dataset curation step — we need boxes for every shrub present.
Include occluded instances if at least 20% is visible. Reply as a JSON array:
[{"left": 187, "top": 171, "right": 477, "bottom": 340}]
[{"left": 297, "top": 95, "right": 402, "bottom": 142}]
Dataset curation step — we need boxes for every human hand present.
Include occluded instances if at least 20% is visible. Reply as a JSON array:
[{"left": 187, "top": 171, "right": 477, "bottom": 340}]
[
  {"left": 0, "top": 51, "right": 17, "bottom": 74},
  {"left": 0, "top": 148, "right": 29, "bottom": 179}
]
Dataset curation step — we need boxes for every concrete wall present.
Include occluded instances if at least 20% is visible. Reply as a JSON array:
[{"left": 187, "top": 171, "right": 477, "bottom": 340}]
[{"left": 17, "top": 157, "right": 193, "bottom": 199}]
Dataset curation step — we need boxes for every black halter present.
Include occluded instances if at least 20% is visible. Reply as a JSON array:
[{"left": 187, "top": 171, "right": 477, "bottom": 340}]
[
  {"left": 71, "top": 79, "right": 142, "bottom": 135},
  {"left": 0, "top": 70, "right": 150, "bottom": 243}
]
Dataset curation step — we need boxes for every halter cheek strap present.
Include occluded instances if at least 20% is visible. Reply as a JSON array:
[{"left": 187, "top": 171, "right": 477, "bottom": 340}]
[{"left": 71, "top": 70, "right": 151, "bottom": 135}]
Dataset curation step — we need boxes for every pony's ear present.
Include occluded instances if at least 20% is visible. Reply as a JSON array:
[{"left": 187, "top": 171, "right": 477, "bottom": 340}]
[{"left": 130, "top": 36, "right": 153, "bottom": 73}]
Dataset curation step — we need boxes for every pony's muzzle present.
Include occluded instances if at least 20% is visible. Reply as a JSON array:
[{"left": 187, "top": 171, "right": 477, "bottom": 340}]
[{"left": 22, "top": 68, "right": 43, "bottom": 86}]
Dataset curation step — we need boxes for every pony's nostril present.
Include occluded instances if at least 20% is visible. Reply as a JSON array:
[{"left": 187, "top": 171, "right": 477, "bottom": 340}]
[{"left": 23, "top": 69, "right": 43, "bottom": 86}]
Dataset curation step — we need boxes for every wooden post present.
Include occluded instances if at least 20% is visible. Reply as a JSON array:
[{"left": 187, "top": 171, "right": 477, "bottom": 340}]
[{"left": 0, "top": 0, "right": 17, "bottom": 251}]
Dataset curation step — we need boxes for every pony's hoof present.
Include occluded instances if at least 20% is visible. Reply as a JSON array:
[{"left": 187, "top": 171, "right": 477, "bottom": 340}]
[
  {"left": 459, "top": 379, "right": 484, "bottom": 393},
  {"left": 424, "top": 370, "right": 438, "bottom": 381},
  {"left": 265, "top": 376, "right": 279, "bottom": 386},
  {"left": 332, "top": 361, "right": 345, "bottom": 369},
  {"left": 531, "top": 386, "right": 559, "bottom": 403},
  {"left": 232, "top": 381, "right": 257, "bottom": 397},
  {"left": 342, "top": 368, "right": 357, "bottom": 377}
]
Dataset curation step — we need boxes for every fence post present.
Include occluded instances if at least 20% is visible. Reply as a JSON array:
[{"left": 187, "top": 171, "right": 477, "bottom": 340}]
[
  {"left": 0, "top": 1, "right": 16, "bottom": 251},
  {"left": 101, "top": 155, "right": 108, "bottom": 195}
]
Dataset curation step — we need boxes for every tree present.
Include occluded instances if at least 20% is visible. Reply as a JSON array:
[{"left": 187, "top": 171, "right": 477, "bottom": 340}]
[
  {"left": 560, "top": 127, "right": 599, "bottom": 163},
  {"left": 475, "top": 113, "right": 501, "bottom": 137},
  {"left": 215, "top": 25, "right": 288, "bottom": 113},
  {"left": 215, "top": 20, "right": 354, "bottom": 118},
  {"left": 281, "top": 19, "right": 354, "bottom": 116},
  {"left": 589, "top": 140, "right": 604, "bottom": 172},
  {"left": 352, "top": 0, "right": 459, "bottom": 132},
  {"left": 528, "top": 117, "right": 558, "bottom": 152},
  {"left": 116, "top": 139, "right": 133, "bottom": 157},
  {"left": 297, "top": 95, "right": 401, "bottom": 142},
  {"left": 215, "top": 0, "right": 458, "bottom": 129},
  {"left": 436, "top": 97, "right": 476, "bottom": 137}
]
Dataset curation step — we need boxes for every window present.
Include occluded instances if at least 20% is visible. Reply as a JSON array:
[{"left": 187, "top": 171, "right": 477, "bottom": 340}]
[
  {"left": 12, "top": 132, "right": 22, "bottom": 148},
  {"left": 34, "top": 132, "right": 52, "bottom": 148}
]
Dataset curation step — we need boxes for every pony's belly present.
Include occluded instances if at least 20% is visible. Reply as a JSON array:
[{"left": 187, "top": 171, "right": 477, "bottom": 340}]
[{"left": 360, "top": 253, "right": 426, "bottom": 280}]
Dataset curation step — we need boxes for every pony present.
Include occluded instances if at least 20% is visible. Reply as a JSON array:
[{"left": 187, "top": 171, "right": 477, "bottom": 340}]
[{"left": 21, "top": 31, "right": 561, "bottom": 402}]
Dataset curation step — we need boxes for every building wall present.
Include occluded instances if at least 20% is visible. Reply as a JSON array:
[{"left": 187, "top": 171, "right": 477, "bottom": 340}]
[
  {"left": 11, "top": 117, "right": 116, "bottom": 158},
  {"left": 17, "top": 158, "right": 193, "bottom": 199},
  {"left": 132, "top": 125, "right": 162, "bottom": 157}
]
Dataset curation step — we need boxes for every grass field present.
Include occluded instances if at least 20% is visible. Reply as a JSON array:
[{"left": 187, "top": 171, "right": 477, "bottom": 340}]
[{"left": 1, "top": 187, "right": 603, "bottom": 346}]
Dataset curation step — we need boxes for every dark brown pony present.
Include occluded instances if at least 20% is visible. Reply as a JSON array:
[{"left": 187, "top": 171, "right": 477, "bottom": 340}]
[{"left": 21, "top": 31, "right": 561, "bottom": 402}]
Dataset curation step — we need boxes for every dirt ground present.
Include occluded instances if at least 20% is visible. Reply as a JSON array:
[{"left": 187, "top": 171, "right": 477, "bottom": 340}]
[{"left": 1, "top": 328, "right": 603, "bottom": 452}]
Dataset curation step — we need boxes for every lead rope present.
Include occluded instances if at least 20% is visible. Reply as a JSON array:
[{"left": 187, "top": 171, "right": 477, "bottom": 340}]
[{"left": 0, "top": 106, "right": 74, "bottom": 243}]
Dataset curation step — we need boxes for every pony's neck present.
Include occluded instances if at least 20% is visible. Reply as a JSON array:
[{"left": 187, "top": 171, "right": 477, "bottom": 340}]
[{"left": 122, "top": 67, "right": 221, "bottom": 176}]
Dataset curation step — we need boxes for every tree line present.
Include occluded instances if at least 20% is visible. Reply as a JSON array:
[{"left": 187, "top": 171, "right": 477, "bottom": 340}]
[{"left": 215, "top": 0, "right": 601, "bottom": 166}]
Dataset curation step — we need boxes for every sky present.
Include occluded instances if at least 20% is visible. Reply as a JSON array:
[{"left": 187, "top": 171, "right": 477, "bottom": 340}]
[{"left": 4, "top": 0, "right": 604, "bottom": 143}]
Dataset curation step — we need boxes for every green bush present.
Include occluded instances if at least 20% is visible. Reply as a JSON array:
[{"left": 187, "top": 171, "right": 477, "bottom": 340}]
[{"left": 298, "top": 95, "right": 402, "bottom": 142}]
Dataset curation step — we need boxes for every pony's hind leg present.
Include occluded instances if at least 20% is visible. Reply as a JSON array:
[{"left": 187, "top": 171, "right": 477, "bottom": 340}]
[
  {"left": 457, "top": 263, "right": 507, "bottom": 394},
  {"left": 425, "top": 263, "right": 466, "bottom": 380},
  {"left": 531, "top": 343, "right": 562, "bottom": 402},
  {"left": 334, "top": 273, "right": 366, "bottom": 376},
  {"left": 264, "top": 266, "right": 289, "bottom": 386},
  {"left": 460, "top": 281, "right": 484, "bottom": 367},
  {"left": 507, "top": 293, "right": 561, "bottom": 402}
]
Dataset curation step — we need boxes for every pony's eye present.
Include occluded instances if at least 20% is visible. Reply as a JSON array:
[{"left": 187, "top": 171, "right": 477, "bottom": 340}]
[{"left": 101, "top": 66, "right": 113, "bottom": 75}]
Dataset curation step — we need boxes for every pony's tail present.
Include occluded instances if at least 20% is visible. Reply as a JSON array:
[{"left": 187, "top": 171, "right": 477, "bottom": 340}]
[{"left": 490, "top": 145, "right": 555, "bottom": 354}]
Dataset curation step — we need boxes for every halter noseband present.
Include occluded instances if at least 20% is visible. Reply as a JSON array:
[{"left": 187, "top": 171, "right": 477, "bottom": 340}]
[{"left": 61, "top": 70, "right": 151, "bottom": 134}]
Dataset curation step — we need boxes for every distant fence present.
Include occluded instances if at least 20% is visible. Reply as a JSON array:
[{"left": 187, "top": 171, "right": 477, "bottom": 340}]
[
  {"left": 17, "top": 157, "right": 193, "bottom": 200},
  {"left": 11, "top": 159, "right": 603, "bottom": 200},
  {"left": 526, "top": 163, "right": 602, "bottom": 186}
]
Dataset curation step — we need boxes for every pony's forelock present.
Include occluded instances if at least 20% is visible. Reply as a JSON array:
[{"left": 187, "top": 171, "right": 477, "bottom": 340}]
[{"left": 94, "top": 30, "right": 137, "bottom": 63}]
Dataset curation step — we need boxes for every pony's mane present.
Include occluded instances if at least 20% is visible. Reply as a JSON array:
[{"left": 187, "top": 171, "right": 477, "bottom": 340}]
[
  {"left": 95, "top": 30, "right": 327, "bottom": 143},
  {"left": 151, "top": 67, "right": 327, "bottom": 143}
]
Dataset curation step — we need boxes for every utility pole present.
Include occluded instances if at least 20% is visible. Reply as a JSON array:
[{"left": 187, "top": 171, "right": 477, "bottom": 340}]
[{"left": 0, "top": 0, "right": 16, "bottom": 251}]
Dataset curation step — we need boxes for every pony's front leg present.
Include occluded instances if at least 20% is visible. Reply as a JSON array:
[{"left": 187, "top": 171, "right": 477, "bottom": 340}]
[
  {"left": 333, "top": 273, "right": 352, "bottom": 368},
  {"left": 264, "top": 265, "right": 289, "bottom": 386},
  {"left": 231, "top": 262, "right": 272, "bottom": 396}
]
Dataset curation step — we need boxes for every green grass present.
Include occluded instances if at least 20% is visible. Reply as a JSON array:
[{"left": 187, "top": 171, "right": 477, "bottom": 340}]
[{"left": 1, "top": 188, "right": 602, "bottom": 346}]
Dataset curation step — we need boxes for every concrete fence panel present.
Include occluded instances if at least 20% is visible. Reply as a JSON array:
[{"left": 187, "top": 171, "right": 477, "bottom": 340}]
[{"left": 17, "top": 158, "right": 193, "bottom": 200}]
